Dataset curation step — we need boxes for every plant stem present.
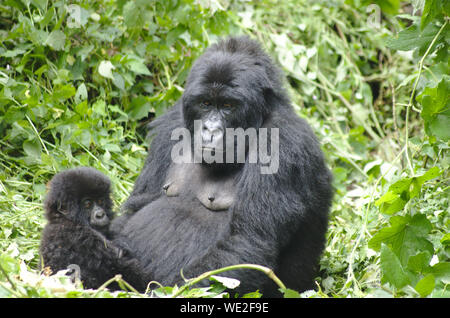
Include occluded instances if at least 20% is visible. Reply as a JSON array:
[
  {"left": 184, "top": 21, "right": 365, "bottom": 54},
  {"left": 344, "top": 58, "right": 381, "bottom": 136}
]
[
  {"left": 172, "top": 264, "right": 287, "bottom": 298},
  {"left": 404, "top": 19, "right": 448, "bottom": 176},
  {"left": 92, "top": 275, "right": 143, "bottom": 297}
]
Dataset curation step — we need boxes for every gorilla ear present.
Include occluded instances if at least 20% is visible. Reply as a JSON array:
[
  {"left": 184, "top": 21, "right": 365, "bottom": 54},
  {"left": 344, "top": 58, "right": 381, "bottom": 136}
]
[
  {"left": 46, "top": 198, "right": 68, "bottom": 216},
  {"left": 56, "top": 201, "right": 69, "bottom": 215}
]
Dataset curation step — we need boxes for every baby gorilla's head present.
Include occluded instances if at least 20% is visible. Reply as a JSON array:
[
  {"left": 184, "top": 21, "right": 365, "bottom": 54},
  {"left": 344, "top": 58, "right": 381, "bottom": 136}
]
[{"left": 44, "top": 167, "right": 113, "bottom": 230}]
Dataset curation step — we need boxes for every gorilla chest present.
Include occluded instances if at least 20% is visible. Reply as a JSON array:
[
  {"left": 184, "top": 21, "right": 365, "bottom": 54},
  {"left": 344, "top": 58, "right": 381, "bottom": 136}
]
[
  {"left": 123, "top": 195, "right": 230, "bottom": 278},
  {"left": 163, "top": 162, "right": 236, "bottom": 211},
  {"left": 122, "top": 163, "right": 238, "bottom": 280}
]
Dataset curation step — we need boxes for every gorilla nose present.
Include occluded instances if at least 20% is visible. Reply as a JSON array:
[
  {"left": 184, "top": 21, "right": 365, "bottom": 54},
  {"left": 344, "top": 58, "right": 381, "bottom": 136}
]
[
  {"left": 95, "top": 210, "right": 105, "bottom": 218},
  {"left": 202, "top": 120, "right": 223, "bottom": 144}
]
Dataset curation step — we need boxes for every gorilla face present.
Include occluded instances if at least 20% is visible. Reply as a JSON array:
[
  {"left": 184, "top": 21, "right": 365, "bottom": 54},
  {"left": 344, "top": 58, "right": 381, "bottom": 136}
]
[
  {"left": 181, "top": 46, "right": 276, "bottom": 168},
  {"left": 81, "top": 197, "right": 111, "bottom": 229},
  {"left": 44, "top": 167, "right": 114, "bottom": 229}
]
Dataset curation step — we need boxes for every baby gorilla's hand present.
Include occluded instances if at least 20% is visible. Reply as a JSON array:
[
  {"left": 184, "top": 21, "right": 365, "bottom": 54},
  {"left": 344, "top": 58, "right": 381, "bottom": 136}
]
[{"left": 111, "top": 239, "right": 134, "bottom": 259}]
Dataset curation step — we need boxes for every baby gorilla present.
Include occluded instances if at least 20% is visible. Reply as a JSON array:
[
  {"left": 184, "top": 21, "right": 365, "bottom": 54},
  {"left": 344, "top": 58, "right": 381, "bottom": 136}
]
[{"left": 39, "top": 167, "right": 146, "bottom": 291}]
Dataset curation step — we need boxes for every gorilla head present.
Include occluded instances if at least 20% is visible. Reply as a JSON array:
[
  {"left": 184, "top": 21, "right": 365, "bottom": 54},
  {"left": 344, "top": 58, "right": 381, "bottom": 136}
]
[
  {"left": 181, "top": 36, "right": 286, "bottom": 169},
  {"left": 44, "top": 167, "right": 113, "bottom": 230}
]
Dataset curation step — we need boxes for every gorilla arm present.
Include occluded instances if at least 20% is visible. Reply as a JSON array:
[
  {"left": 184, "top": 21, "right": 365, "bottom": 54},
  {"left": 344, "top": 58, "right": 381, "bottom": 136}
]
[{"left": 110, "top": 106, "right": 182, "bottom": 235}]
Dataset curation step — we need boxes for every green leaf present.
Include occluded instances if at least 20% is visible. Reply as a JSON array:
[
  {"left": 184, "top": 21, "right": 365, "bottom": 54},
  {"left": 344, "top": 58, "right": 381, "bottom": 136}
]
[
  {"left": 428, "top": 115, "right": 450, "bottom": 141},
  {"left": 410, "top": 166, "right": 442, "bottom": 198},
  {"left": 127, "top": 96, "right": 150, "bottom": 120},
  {"left": 98, "top": 60, "right": 115, "bottom": 80},
  {"left": 241, "top": 290, "right": 263, "bottom": 298},
  {"left": 53, "top": 85, "right": 76, "bottom": 101},
  {"left": 75, "top": 83, "right": 88, "bottom": 103},
  {"left": 123, "top": 1, "right": 147, "bottom": 29},
  {"left": 415, "top": 274, "right": 435, "bottom": 297},
  {"left": 407, "top": 251, "right": 432, "bottom": 273},
  {"left": 421, "top": 0, "right": 442, "bottom": 30},
  {"left": 92, "top": 99, "right": 106, "bottom": 116},
  {"left": 0, "top": 48, "right": 27, "bottom": 57},
  {"left": 375, "top": 167, "right": 442, "bottom": 214},
  {"left": 373, "top": 0, "right": 400, "bottom": 15},
  {"left": 282, "top": 288, "right": 301, "bottom": 298},
  {"left": 44, "top": 30, "right": 66, "bottom": 51},
  {"left": 369, "top": 214, "right": 433, "bottom": 266},
  {"left": 210, "top": 275, "right": 240, "bottom": 289},
  {"left": 369, "top": 215, "right": 409, "bottom": 251},
  {"left": 380, "top": 244, "right": 411, "bottom": 289},
  {"left": 127, "top": 59, "right": 152, "bottom": 76},
  {"left": 441, "top": 233, "right": 450, "bottom": 246},
  {"left": 112, "top": 73, "right": 125, "bottom": 91},
  {"left": 419, "top": 77, "right": 450, "bottom": 141},
  {"left": 23, "top": 139, "right": 42, "bottom": 158},
  {"left": 75, "top": 100, "right": 88, "bottom": 115},
  {"left": 386, "top": 22, "right": 441, "bottom": 52},
  {"left": 426, "top": 263, "right": 450, "bottom": 284}
]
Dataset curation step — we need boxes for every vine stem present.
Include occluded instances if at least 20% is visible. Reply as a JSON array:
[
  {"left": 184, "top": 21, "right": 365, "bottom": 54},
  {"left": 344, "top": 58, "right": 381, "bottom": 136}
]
[
  {"left": 340, "top": 146, "right": 406, "bottom": 295},
  {"left": 404, "top": 19, "right": 448, "bottom": 176},
  {"left": 92, "top": 275, "right": 143, "bottom": 297},
  {"left": 172, "top": 264, "right": 287, "bottom": 298}
]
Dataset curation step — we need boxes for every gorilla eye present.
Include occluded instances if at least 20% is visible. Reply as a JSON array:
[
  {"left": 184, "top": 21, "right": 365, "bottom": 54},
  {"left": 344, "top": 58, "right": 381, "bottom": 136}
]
[
  {"left": 223, "top": 103, "right": 232, "bottom": 108},
  {"left": 83, "top": 199, "right": 93, "bottom": 209},
  {"left": 202, "top": 101, "right": 211, "bottom": 106}
]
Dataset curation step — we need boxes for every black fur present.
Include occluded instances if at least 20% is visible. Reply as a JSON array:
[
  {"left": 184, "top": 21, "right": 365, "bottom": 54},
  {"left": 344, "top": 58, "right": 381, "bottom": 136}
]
[
  {"left": 40, "top": 167, "right": 146, "bottom": 291},
  {"left": 112, "top": 36, "right": 333, "bottom": 296}
]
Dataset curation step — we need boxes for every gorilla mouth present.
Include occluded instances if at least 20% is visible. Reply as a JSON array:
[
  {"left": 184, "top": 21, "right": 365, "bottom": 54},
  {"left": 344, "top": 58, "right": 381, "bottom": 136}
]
[{"left": 201, "top": 146, "right": 224, "bottom": 154}]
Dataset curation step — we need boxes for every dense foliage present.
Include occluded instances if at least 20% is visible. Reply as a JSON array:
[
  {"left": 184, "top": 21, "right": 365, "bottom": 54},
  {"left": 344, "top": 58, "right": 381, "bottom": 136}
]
[{"left": 0, "top": 0, "right": 448, "bottom": 298}]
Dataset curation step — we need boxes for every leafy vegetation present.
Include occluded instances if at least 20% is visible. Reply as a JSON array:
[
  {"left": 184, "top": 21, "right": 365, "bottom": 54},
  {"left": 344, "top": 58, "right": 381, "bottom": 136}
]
[{"left": 0, "top": 0, "right": 448, "bottom": 298}]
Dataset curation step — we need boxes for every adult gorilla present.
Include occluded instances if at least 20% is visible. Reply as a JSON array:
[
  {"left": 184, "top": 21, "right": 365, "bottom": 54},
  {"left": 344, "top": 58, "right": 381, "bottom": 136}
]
[{"left": 111, "top": 36, "right": 333, "bottom": 296}]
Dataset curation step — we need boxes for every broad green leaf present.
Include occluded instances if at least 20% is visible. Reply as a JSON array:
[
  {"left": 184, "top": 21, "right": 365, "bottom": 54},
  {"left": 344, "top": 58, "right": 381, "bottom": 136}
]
[
  {"left": 375, "top": 167, "right": 442, "bottom": 214},
  {"left": 127, "top": 96, "right": 150, "bottom": 120},
  {"left": 242, "top": 291, "right": 263, "bottom": 298},
  {"left": 75, "top": 100, "right": 88, "bottom": 115},
  {"left": 44, "top": 30, "right": 66, "bottom": 51},
  {"left": 369, "top": 214, "right": 433, "bottom": 266},
  {"left": 123, "top": 1, "right": 147, "bottom": 29},
  {"left": 103, "top": 144, "right": 121, "bottom": 152},
  {"left": 282, "top": 288, "right": 301, "bottom": 298},
  {"left": 210, "top": 275, "right": 240, "bottom": 289},
  {"left": 53, "top": 85, "right": 76, "bottom": 101},
  {"left": 386, "top": 22, "right": 440, "bottom": 52},
  {"left": 421, "top": 0, "right": 443, "bottom": 30},
  {"left": 0, "top": 48, "right": 27, "bottom": 57},
  {"left": 407, "top": 251, "right": 432, "bottom": 273},
  {"left": 380, "top": 244, "right": 411, "bottom": 289},
  {"left": 410, "top": 166, "right": 442, "bottom": 198},
  {"left": 369, "top": 216, "right": 408, "bottom": 251},
  {"left": 23, "top": 139, "right": 42, "bottom": 158},
  {"left": 98, "top": 60, "right": 115, "bottom": 80},
  {"left": 127, "top": 59, "right": 152, "bottom": 76},
  {"left": 415, "top": 274, "right": 435, "bottom": 297},
  {"left": 380, "top": 196, "right": 407, "bottom": 215},
  {"left": 362, "top": 0, "right": 400, "bottom": 15},
  {"left": 75, "top": 83, "right": 88, "bottom": 103},
  {"left": 426, "top": 263, "right": 450, "bottom": 284},
  {"left": 441, "top": 233, "right": 450, "bottom": 246},
  {"left": 415, "top": 166, "right": 442, "bottom": 185},
  {"left": 92, "top": 99, "right": 106, "bottom": 116},
  {"left": 112, "top": 73, "right": 125, "bottom": 91},
  {"left": 419, "top": 77, "right": 450, "bottom": 140}
]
